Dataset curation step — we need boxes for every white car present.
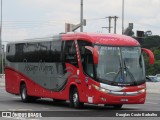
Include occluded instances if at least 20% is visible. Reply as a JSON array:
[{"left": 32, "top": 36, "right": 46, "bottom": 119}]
[{"left": 146, "top": 76, "right": 160, "bottom": 82}]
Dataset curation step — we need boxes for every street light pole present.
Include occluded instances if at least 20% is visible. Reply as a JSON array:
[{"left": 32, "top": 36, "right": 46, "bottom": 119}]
[
  {"left": 80, "top": 0, "right": 83, "bottom": 32},
  {"left": 0, "top": 0, "right": 2, "bottom": 74},
  {"left": 122, "top": 0, "right": 124, "bottom": 34}
]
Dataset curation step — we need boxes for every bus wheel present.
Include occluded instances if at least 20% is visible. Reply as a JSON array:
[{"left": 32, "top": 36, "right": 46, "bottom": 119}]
[
  {"left": 113, "top": 104, "right": 123, "bottom": 109},
  {"left": 70, "top": 88, "right": 84, "bottom": 109},
  {"left": 20, "top": 84, "right": 30, "bottom": 103}
]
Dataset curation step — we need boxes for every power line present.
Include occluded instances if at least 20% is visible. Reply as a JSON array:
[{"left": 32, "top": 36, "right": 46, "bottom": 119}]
[{"left": 86, "top": 17, "right": 106, "bottom": 21}]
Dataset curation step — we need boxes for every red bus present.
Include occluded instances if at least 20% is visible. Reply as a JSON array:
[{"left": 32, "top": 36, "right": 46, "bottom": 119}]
[{"left": 5, "top": 33, "right": 154, "bottom": 109}]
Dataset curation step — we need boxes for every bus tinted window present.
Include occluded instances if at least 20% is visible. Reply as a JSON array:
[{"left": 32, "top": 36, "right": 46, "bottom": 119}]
[
  {"left": 51, "top": 41, "right": 62, "bottom": 62},
  {"left": 25, "top": 43, "right": 39, "bottom": 62},
  {"left": 6, "top": 44, "right": 16, "bottom": 62},
  {"left": 15, "top": 43, "right": 25, "bottom": 62},
  {"left": 6, "top": 40, "right": 62, "bottom": 63}
]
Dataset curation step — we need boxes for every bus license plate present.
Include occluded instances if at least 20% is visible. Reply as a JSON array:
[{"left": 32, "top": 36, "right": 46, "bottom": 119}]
[{"left": 120, "top": 98, "right": 128, "bottom": 102}]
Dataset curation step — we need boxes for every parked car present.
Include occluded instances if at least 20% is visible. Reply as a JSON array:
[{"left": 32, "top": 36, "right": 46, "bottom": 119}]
[
  {"left": 146, "top": 76, "right": 160, "bottom": 82},
  {"left": 155, "top": 74, "right": 160, "bottom": 81}
]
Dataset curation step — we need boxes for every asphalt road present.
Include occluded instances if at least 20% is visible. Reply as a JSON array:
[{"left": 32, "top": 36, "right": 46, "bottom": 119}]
[{"left": 0, "top": 87, "right": 159, "bottom": 120}]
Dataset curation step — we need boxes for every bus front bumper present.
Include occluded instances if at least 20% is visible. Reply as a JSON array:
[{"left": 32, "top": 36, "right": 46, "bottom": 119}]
[{"left": 91, "top": 91, "right": 146, "bottom": 104}]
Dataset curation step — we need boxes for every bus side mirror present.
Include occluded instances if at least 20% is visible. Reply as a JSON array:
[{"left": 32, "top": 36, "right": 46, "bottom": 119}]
[
  {"left": 85, "top": 46, "right": 99, "bottom": 64},
  {"left": 142, "top": 48, "right": 154, "bottom": 65}
]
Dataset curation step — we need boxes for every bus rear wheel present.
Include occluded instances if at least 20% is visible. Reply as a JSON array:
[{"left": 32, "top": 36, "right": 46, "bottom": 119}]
[
  {"left": 70, "top": 88, "right": 83, "bottom": 109},
  {"left": 20, "top": 84, "right": 31, "bottom": 103}
]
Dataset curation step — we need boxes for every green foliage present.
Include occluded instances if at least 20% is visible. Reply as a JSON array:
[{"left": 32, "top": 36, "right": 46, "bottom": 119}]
[
  {"left": 142, "top": 35, "right": 160, "bottom": 49},
  {"left": 142, "top": 35, "right": 160, "bottom": 75}
]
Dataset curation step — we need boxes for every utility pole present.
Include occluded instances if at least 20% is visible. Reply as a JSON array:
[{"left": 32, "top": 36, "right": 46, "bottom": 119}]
[
  {"left": 65, "top": 0, "right": 85, "bottom": 33},
  {"left": 113, "top": 16, "right": 118, "bottom": 34},
  {"left": 105, "top": 16, "right": 112, "bottom": 33},
  {"left": 108, "top": 16, "right": 112, "bottom": 33},
  {"left": 80, "top": 0, "right": 83, "bottom": 32},
  {"left": 105, "top": 16, "right": 118, "bottom": 34}
]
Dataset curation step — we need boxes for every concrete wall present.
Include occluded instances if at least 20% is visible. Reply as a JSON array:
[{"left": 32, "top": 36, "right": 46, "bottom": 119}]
[{"left": 146, "top": 82, "right": 160, "bottom": 94}]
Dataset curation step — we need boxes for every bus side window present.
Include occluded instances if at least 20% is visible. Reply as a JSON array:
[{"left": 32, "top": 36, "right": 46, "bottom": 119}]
[
  {"left": 51, "top": 41, "right": 62, "bottom": 62},
  {"left": 85, "top": 49, "right": 94, "bottom": 78},
  {"left": 77, "top": 40, "right": 94, "bottom": 78},
  {"left": 64, "top": 40, "right": 78, "bottom": 68},
  {"left": 15, "top": 43, "right": 25, "bottom": 62},
  {"left": 8, "top": 45, "right": 10, "bottom": 53},
  {"left": 6, "top": 44, "right": 16, "bottom": 62}
]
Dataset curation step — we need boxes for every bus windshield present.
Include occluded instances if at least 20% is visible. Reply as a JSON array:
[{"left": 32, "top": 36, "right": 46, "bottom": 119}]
[{"left": 95, "top": 46, "right": 145, "bottom": 86}]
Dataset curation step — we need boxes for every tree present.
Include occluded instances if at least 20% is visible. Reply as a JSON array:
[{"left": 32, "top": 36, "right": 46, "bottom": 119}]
[
  {"left": 141, "top": 35, "right": 160, "bottom": 75},
  {"left": 142, "top": 35, "right": 160, "bottom": 49}
]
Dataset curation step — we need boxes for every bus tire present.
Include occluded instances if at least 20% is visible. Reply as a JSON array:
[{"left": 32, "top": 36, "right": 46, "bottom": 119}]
[
  {"left": 20, "top": 84, "right": 31, "bottom": 103},
  {"left": 70, "top": 88, "right": 84, "bottom": 109}
]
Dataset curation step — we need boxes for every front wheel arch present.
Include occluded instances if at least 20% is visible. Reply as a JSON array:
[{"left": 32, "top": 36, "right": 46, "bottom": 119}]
[{"left": 69, "top": 85, "right": 84, "bottom": 108}]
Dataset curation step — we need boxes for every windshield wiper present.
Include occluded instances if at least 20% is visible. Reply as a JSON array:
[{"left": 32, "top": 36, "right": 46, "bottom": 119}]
[
  {"left": 123, "top": 60, "right": 137, "bottom": 85},
  {"left": 112, "top": 54, "right": 124, "bottom": 84}
]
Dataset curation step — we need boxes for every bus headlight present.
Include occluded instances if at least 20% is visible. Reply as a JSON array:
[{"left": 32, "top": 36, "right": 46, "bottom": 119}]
[
  {"left": 99, "top": 87, "right": 107, "bottom": 92},
  {"left": 138, "top": 89, "right": 146, "bottom": 93},
  {"left": 92, "top": 84, "right": 110, "bottom": 93}
]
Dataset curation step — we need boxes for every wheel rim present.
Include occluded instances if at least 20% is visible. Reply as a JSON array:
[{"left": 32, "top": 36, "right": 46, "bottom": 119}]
[
  {"left": 22, "top": 88, "right": 26, "bottom": 100},
  {"left": 73, "top": 92, "right": 78, "bottom": 105}
]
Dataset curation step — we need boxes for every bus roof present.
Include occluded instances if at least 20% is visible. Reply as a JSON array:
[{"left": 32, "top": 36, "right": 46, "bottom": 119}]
[
  {"left": 7, "top": 36, "right": 60, "bottom": 44},
  {"left": 62, "top": 32, "right": 140, "bottom": 46},
  {"left": 7, "top": 32, "right": 140, "bottom": 47}
]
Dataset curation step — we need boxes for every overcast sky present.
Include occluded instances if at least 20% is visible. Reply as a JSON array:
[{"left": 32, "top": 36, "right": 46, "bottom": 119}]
[{"left": 2, "top": 0, "right": 160, "bottom": 43}]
